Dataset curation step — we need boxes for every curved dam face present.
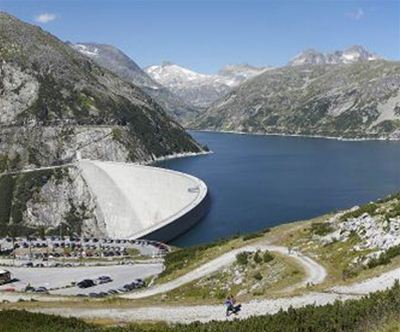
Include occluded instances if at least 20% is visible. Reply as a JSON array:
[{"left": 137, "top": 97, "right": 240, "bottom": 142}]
[{"left": 78, "top": 160, "right": 208, "bottom": 241}]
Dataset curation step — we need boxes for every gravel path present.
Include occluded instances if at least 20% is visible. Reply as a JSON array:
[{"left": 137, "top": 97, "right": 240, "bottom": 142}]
[
  {"left": 31, "top": 292, "right": 355, "bottom": 324},
  {"left": 121, "top": 244, "right": 327, "bottom": 300},
  {"left": 332, "top": 266, "right": 400, "bottom": 295}
]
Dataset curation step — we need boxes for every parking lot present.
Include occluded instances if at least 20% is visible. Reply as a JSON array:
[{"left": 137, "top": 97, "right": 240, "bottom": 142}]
[
  {"left": 0, "top": 263, "right": 163, "bottom": 296},
  {"left": 0, "top": 237, "right": 169, "bottom": 264}
]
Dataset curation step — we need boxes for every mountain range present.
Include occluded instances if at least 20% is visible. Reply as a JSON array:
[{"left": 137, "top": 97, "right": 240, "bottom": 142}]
[
  {"left": 72, "top": 43, "right": 268, "bottom": 120},
  {"left": 288, "top": 45, "right": 380, "bottom": 66},
  {"left": 145, "top": 62, "right": 268, "bottom": 109},
  {"left": 1, "top": 9, "right": 399, "bottom": 170},
  {"left": 73, "top": 42, "right": 398, "bottom": 141},
  {"left": 192, "top": 54, "right": 400, "bottom": 139},
  {"left": 70, "top": 43, "right": 200, "bottom": 123}
]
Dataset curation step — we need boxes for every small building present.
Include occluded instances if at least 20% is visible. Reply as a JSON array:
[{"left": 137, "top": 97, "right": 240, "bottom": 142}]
[{"left": 0, "top": 269, "right": 11, "bottom": 285}]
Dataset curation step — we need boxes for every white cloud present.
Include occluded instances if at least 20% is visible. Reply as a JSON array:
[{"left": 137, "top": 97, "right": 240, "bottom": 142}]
[
  {"left": 34, "top": 12, "right": 57, "bottom": 24},
  {"left": 346, "top": 8, "right": 365, "bottom": 20}
]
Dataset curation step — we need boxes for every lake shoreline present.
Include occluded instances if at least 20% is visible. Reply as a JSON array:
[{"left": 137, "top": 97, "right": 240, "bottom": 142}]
[
  {"left": 192, "top": 129, "right": 400, "bottom": 142},
  {"left": 144, "top": 150, "right": 213, "bottom": 166}
]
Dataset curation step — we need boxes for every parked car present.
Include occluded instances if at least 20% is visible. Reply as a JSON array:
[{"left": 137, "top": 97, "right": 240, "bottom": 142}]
[
  {"left": 123, "top": 283, "right": 135, "bottom": 291},
  {"left": 35, "top": 286, "right": 48, "bottom": 294},
  {"left": 98, "top": 276, "right": 112, "bottom": 284},
  {"left": 77, "top": 279, "right": 95, "bottom": 289},
  {"left": 24, "top": 285, "right": 35, "bottom": 292},
  {"left": 133, "top": 278, "right": 145, "bottom": 288}
]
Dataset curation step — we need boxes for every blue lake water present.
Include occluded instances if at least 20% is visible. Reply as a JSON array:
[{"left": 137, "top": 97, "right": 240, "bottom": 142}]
[{"left": 156, "top": 131, "right": 400, "bottom": 247}]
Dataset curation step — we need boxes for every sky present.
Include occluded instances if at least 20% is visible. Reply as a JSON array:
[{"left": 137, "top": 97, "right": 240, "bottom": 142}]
[{"left": 0, "top": 0, "right": 399, "bottom": 73}]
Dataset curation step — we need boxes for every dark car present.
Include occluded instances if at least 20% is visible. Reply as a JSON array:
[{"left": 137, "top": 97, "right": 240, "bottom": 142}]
[
  {"left": 25, "top": 285, "right": 35, "bottom": 292},
  {"left": 77, "top": 279, "right": 95, "bottom": 289},
  {"left": 133, "top": 278, "right": 145, "bottom": 288},
  {"left": 123, "top": 284, "right": 134, "bottom": 291}
]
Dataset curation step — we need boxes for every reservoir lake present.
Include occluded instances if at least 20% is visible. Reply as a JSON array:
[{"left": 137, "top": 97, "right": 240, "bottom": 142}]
[{"left": 156, "top": 131, "right": 400, "bottom": 247}]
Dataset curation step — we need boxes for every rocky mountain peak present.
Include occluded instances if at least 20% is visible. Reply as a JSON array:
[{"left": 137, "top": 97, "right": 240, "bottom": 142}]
[
  {"left": 289, "top": 45, "right": 381, "bottom": 66},
  {"left": 341, "top": 45, "right": 379, "bottom": 63},
  {"left": 288, "top": 49, "right": 326, "bottom": 66}
]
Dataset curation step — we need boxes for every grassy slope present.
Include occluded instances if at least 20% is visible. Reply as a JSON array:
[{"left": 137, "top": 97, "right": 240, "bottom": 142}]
[
  {"left": 267, "top": 193, "right": 400, "bottom": 289},
  {"left": 158, "top": 251, "right": 305, "bottom": 305},
  {"left": 154, "top": 191, "right": 400, "bottom": 301}
]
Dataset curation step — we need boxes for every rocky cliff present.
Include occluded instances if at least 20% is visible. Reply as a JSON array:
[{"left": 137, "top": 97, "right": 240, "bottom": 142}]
[{"left": 0, "top": 166, "right": 105, "bottom": 237}]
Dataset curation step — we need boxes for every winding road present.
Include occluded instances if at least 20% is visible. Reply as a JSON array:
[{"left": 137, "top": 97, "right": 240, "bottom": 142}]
[{"left": 121, "top": 244, "right": 326, "bottom": 299}]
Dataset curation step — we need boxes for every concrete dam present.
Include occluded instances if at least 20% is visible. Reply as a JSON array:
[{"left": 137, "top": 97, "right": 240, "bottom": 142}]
[{"left": 78, "top": 160, "right": 209, "bottom": 242}]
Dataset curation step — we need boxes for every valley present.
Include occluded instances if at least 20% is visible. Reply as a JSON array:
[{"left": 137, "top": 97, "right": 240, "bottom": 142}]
[{"left": 0, "top": 3, "right": 399, "bottom": 331}]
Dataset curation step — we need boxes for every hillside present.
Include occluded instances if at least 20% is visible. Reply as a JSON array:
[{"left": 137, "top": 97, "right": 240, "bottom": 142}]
[
  {"left": 71, "top": 43, "right": 199, "bottom": 123},
  {"left": 192, "top": 59, "right": 400, "bottom": 139},
  {"left": 2, "top": 192, "right": 400, "bottom": 328},
  {"left": 0, "top": 12, "right": 202, "bottom": 173}
]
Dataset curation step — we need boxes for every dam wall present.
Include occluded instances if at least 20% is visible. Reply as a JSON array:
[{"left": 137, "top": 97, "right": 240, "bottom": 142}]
[{"left": 78, "top": 160, "right": 208, "bottom": 242}]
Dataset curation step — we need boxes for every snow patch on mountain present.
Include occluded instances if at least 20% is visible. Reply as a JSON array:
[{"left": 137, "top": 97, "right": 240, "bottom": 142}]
[
  {"left": 73, "top": 44, "right": 100, "bottom": 57},
  {"left": 145, "top": 62, "right": 267, "bottom": 108}
]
